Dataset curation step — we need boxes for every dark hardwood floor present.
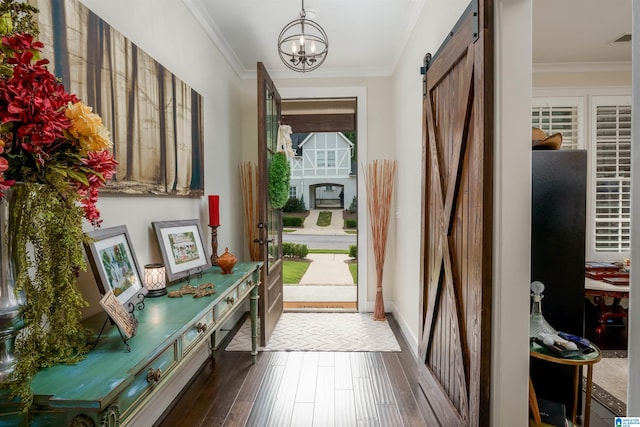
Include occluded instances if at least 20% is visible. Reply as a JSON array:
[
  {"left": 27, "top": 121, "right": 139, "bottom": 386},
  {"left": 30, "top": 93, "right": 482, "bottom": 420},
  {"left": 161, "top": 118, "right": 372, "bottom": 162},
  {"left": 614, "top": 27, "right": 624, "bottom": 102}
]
[{"left": 156, "top": 313, "right": 618, "bottom": 427}]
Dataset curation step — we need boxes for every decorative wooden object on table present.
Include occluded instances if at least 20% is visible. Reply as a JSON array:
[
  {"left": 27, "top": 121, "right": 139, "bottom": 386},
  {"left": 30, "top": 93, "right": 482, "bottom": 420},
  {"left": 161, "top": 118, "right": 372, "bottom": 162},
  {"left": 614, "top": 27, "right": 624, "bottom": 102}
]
[
  {"left": 217, "top": 247, "right": 238, "bottom": 274},
  {"left": 529, "top": 341, "right": 601, "bottom": 427},
  {"left": 0, "top": 263, "right": 262, "bottom": 426},
  {"left": 208, "top": 195, "right": 221, "bottom": 266},
  {"left": 363, "top": 159, "right": 397, "bottom": 321}
]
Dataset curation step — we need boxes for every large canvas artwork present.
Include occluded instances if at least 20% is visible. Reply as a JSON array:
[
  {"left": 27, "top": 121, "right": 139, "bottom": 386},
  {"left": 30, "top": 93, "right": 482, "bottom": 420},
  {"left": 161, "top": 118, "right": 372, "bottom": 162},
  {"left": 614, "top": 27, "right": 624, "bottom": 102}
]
[{"left": 31, "top": 0, "right": 204, "bottom": 196}]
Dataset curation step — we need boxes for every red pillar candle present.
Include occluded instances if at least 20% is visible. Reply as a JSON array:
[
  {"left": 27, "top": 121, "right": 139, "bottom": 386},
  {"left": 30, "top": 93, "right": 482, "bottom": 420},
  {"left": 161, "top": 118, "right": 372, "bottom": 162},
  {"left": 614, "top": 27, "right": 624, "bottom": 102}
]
[{"left": 208, "top": 195, "right": 220, "bottom": 226}]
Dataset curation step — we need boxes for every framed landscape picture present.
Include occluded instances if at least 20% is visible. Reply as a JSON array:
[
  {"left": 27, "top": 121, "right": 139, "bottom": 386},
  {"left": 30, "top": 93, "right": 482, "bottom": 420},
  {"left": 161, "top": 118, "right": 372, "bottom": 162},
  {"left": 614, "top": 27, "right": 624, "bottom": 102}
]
[
  {"left": 152, "top": 220, "right": 210, "bottom": 282},
  {"left": 85, "top": 225, "right": 147, "bottom": 311}
]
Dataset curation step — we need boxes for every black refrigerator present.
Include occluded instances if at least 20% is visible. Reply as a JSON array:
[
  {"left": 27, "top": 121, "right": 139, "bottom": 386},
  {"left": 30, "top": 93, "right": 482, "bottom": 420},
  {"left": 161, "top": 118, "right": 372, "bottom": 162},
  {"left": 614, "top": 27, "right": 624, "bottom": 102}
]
[{"left": 530, "top": 149, "right": 587, "bottom": 416}]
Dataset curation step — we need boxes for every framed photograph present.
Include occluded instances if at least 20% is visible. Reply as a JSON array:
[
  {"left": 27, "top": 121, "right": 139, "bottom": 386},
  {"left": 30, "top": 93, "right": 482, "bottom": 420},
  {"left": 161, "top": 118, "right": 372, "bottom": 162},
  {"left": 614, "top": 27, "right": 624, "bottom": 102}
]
[
  {"left": 152, "top": 220, "right": 210, "bottom": 282},
  {"left": 85, "top": 225, "right": 147, "bottom": 310}
]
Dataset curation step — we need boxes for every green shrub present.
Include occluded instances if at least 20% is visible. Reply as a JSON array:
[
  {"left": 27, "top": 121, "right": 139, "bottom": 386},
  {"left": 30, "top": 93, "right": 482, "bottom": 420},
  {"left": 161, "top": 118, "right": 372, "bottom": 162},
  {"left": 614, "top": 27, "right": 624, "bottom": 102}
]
[
  {"left": 295, "top": 243, "right": 309, "bottom": 258},
  {"left": 283, "top": 242, "right": 308, "bottom": 258},
  {"left": 283, "top": 196, "right": 306, "bottom": 213},
  {"left": 345, "top": 218, "right": 357, "bottom": 228},
  {"left": 349, "top": 244, "right": 357, "bottom": 259},
  {"left": 348, "top": 196, "right": 357, "bottom": 212},
  {"left": 283, "top": 216, "right": 304, "bottom": 227},
  {"left": 268, "top": 152, "right": 291, "bottom": 209}
]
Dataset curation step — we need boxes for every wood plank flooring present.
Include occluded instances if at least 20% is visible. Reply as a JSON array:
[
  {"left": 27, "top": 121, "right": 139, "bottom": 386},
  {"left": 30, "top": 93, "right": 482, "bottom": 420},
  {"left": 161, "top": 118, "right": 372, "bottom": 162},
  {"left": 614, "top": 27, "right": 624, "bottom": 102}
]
[{"left": 155, "top": 314, "right": 617, "bottom": 427}]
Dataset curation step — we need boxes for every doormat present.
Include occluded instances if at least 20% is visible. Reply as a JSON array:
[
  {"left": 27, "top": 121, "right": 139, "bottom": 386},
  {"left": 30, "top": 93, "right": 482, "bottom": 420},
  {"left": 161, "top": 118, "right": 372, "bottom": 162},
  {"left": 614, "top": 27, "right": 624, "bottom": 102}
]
[
  {"left": 582, "top": 350, "right": 627, "bottom": 416},
  {"left": 225, "top": 312, "right": 401, "bottom": 352}
]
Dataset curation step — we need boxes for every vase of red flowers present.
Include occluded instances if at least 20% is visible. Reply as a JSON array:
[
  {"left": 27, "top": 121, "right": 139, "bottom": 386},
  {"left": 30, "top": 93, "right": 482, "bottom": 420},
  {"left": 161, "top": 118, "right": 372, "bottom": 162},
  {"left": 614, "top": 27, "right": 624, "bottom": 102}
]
[{"left": 0, "top": 3, "right": 117, "bottom": 410}]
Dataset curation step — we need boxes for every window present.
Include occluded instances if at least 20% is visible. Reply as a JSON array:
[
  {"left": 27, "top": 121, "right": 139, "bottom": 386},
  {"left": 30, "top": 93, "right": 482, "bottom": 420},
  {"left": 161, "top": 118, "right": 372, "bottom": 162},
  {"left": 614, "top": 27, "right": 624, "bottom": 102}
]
[
  {"left": 289, "top": 186, "right": 297, "bottom": 198},
  {"left": 531, "top": 93, "right": 631, "bottom": 261},
  {"left": 316, "top": 150, "right": 336, "bottom": 168},
  {"left": 592, "top": 97, "right": 631, "bottom": 255},
  {"left": 531, "top": 98, "right": 583, "bottom": 150},
  {"left": 327, "top": 150, "right": 336, "bottom": 167}
]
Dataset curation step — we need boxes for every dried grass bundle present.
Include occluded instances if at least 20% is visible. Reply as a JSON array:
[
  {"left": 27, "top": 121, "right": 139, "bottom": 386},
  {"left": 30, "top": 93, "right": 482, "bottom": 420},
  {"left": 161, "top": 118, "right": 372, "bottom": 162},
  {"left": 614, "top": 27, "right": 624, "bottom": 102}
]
[
  {"left": 363, "top": 159, "right": 397, "bottom": 320},
  {"left": 239, "top": 162, "right": 261, "bottom": 261}
]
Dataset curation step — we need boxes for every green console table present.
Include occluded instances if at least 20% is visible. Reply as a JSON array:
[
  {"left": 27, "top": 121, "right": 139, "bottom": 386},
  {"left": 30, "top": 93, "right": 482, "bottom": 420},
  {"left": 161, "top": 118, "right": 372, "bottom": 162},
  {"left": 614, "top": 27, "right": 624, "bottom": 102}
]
[{"left": 0, "top": 262, "right": 262, "bottom": 427}]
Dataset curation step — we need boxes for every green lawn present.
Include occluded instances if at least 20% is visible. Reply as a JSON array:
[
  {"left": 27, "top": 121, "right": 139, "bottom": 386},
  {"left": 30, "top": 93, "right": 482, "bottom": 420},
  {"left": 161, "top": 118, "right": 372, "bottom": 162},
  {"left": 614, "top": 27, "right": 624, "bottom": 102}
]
[
  {"left": 283, "top": 260, "right": 310, "bottom": 284},
  {"left": 348, "top": 262, "right": 357, "bottom": 283},
  {"left": 316, "top": 211, "right": 332, "bottom": 226},
  {"left": 308, "top": 248, "right": 349, "bottom": 254}
]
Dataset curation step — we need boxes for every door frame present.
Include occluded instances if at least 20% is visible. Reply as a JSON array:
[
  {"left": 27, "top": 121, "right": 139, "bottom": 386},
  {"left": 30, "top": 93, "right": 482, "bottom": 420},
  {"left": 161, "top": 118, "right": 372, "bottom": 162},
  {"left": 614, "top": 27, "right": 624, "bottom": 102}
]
[{"left": 279, "top": 86, "right": 369, "bottom": 312}]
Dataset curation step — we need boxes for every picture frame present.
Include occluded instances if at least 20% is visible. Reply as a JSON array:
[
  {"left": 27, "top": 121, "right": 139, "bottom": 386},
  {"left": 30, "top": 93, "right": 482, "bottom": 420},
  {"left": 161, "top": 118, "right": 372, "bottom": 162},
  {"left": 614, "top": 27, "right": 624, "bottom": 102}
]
[
  {"left": 85, "top": 225, "right": 147, "bottom": 311},
  {"left": 152, "top": 220, "right": 210, "bottom": 282}
]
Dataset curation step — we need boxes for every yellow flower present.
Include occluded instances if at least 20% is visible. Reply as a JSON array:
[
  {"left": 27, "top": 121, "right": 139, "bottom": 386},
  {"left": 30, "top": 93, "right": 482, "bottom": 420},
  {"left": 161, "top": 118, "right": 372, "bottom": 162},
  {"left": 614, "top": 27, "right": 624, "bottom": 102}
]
[{"left": 65, "top": 102, "right": 112, "bottom": 152}]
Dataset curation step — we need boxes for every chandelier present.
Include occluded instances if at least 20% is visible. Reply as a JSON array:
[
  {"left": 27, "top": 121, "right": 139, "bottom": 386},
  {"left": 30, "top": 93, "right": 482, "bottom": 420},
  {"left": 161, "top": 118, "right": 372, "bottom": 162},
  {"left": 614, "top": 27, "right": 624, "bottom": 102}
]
[{"left": 277, "top": 0, "right": 329, "bottom": 72}]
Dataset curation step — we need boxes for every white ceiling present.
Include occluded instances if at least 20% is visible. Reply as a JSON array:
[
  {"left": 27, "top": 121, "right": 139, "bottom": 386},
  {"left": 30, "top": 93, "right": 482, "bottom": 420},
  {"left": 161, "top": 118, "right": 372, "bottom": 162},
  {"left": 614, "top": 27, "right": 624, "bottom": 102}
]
[
  {"left": 533, "top": 0, "right": 631, "bottom": 66},
  {"left": 183, "top": 0, "right": 632, "bottom": 79}
]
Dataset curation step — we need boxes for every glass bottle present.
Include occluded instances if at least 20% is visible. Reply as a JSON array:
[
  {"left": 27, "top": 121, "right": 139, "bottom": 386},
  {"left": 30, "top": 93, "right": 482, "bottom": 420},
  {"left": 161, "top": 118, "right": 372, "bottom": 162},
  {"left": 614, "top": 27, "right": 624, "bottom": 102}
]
[{"left": 529, "top": 281, "right": 556, "bottom": 338}]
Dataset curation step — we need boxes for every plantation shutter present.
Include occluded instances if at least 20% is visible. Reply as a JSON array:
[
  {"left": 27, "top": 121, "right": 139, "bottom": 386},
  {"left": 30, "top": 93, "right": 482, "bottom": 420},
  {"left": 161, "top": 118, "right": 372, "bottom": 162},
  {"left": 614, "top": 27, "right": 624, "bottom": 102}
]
[
  {"left": 593, "top": 97, "right": 631, "bottom": 253},
  {"left": 531, "top": 98, "right": 583, "bottom": 150}
]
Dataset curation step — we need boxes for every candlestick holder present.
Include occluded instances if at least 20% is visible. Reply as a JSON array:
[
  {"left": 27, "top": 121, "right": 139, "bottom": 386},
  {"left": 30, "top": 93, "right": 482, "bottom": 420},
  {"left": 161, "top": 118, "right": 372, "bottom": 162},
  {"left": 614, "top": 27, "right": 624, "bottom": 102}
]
[{"left": 209, "top": 225, "right": 220, "bottom": 266}]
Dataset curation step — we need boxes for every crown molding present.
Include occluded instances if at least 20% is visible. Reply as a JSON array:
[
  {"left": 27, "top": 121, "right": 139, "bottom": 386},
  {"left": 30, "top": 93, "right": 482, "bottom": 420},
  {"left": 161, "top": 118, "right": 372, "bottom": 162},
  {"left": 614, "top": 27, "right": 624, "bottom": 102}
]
[{"left": 182, "top": 0, "right": 245, "bottom": 78}]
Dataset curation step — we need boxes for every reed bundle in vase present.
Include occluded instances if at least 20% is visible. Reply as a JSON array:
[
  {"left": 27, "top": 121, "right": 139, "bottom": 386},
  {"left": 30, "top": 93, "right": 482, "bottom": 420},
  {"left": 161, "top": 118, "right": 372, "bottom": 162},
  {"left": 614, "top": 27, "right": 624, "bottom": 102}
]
[{"left": 364, "top": 159, "right": 397, "bottom": 321}]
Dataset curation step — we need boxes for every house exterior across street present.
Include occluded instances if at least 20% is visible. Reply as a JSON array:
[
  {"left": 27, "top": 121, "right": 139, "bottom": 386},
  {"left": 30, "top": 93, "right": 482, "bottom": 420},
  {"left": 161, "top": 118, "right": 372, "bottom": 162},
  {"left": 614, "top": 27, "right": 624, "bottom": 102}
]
[{"left": 289, "top": 132, "right": 356, "bottom": 209}]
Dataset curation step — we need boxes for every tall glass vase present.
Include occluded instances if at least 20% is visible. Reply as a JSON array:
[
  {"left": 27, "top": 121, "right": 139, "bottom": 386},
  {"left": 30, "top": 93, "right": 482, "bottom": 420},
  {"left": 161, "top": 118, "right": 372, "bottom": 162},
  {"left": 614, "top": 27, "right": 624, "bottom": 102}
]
[{"left": 0, "top": 185, "right": 26, "bottom": 383}]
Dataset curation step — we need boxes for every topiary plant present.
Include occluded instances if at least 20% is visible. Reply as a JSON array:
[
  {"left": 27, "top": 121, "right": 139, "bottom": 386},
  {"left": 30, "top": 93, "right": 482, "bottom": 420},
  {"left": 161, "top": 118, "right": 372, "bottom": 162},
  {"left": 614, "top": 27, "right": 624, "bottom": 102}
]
[{"left": 268, "top": 152, "right": 290, "bottom": 209}]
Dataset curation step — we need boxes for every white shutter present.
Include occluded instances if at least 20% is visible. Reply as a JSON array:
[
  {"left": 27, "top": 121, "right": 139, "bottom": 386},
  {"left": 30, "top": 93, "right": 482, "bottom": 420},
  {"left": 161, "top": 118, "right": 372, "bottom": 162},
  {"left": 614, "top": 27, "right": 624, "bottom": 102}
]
[
  {"left": 592, "top": 97, "right": 631, "bottom": 253},
  {"left": 531, "top": 97, "right": 583, "bottom": 150}
]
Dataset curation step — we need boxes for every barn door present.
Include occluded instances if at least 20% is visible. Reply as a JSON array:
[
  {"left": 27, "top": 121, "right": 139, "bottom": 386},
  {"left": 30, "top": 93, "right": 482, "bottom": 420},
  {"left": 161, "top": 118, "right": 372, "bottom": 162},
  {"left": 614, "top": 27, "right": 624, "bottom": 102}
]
[
  {"left": 418, "top": 1, "right": 493, "bottom": 425},
  {"left": 257, "top": 62, "right": 283, "bottom": 346}
]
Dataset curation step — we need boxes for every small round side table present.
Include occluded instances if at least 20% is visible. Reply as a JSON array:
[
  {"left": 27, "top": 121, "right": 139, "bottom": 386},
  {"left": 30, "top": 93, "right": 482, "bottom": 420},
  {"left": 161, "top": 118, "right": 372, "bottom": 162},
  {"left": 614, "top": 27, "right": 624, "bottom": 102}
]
[{"left": 529, "top": 341, "right": 601, "bottom": 427}]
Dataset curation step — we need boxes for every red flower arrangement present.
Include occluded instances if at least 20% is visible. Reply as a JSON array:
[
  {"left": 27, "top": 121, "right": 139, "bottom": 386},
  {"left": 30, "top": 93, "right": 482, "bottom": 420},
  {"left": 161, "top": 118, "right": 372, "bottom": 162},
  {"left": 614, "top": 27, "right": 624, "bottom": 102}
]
[{"left": 0, "top": 32, "right": 117, "bottom": 226}]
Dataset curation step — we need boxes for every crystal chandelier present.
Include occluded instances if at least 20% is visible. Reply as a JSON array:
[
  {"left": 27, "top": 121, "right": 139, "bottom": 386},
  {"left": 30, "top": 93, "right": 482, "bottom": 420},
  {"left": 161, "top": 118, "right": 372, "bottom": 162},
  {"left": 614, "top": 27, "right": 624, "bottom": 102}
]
[{"left": 277, "top": 0, "right": 329, "bottom": 72}]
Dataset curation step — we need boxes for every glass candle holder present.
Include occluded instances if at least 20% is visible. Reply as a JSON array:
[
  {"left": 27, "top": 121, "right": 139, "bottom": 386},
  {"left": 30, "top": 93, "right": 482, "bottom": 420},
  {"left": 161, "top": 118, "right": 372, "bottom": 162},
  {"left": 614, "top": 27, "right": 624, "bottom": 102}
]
[{"left": 144, "top": 263, "right": 167, "bottom": 297}]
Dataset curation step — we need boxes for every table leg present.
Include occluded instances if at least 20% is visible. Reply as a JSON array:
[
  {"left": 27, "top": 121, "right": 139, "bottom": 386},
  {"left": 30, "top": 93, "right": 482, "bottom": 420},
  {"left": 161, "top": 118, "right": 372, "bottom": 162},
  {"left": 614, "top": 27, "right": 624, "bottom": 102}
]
[
  {"left": 584, "top": 364, "right": 594, "bottom": 427},
  {"left": 529, "top": 377, "right": 542, "bottom": 425},
  {"left": 572, "top": 365, "right": 579, "bottom": 424},
  {"left": 250, "top": 283, "right": 259, "bottom": 363}
]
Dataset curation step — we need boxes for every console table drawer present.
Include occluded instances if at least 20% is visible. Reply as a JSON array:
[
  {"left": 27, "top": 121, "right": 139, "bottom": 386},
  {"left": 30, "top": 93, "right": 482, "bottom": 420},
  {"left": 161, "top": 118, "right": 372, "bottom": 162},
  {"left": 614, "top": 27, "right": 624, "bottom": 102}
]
[
  {"left": 119, "top": 343, "right": 177, "bottom": 418},
  {"left": 182, "top": 309, "right": 214, "bottom": 355},
  {"left": 214, "top": 289, "right": 238, "bottom": 321},
  {"left": 238, "top": 278, "right": 254, "bottom": 299}
]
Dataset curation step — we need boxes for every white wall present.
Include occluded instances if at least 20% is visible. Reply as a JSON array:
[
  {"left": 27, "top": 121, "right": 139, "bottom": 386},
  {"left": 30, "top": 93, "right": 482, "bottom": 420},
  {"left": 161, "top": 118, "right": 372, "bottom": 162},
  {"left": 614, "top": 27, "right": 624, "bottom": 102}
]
[
  {"left": 389, "top": 0, "right": 470, "bottom": 355},
  {"left": 78, "top": 0, "right": 244, "bottom": 316},
  {"left": 492, "top": 0, "right": 532, "bottom": 425},
  {"left": 534, "top": 68, "right": 631, "bottom": 88}
]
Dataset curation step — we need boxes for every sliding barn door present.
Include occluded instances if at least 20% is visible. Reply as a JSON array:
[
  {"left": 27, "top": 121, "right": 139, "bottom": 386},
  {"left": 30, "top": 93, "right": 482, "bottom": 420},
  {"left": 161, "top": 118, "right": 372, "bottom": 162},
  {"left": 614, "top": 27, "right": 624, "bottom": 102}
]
[{"left": 418, "top": 1, "right": 493, "bottom": 425}]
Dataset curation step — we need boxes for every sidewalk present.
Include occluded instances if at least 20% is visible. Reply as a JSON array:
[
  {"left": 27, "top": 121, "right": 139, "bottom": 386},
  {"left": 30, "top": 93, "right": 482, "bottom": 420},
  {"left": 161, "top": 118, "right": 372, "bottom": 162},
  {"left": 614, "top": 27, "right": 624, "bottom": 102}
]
[
  {"left": 288, "top": 208, "right": 348, "bottom": 235},
  {"left": 299, "top": 253, "right": 353, "bottom": 285},
  {"left": 284, "top": 253, "right": 356, "bottom": 303}
]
